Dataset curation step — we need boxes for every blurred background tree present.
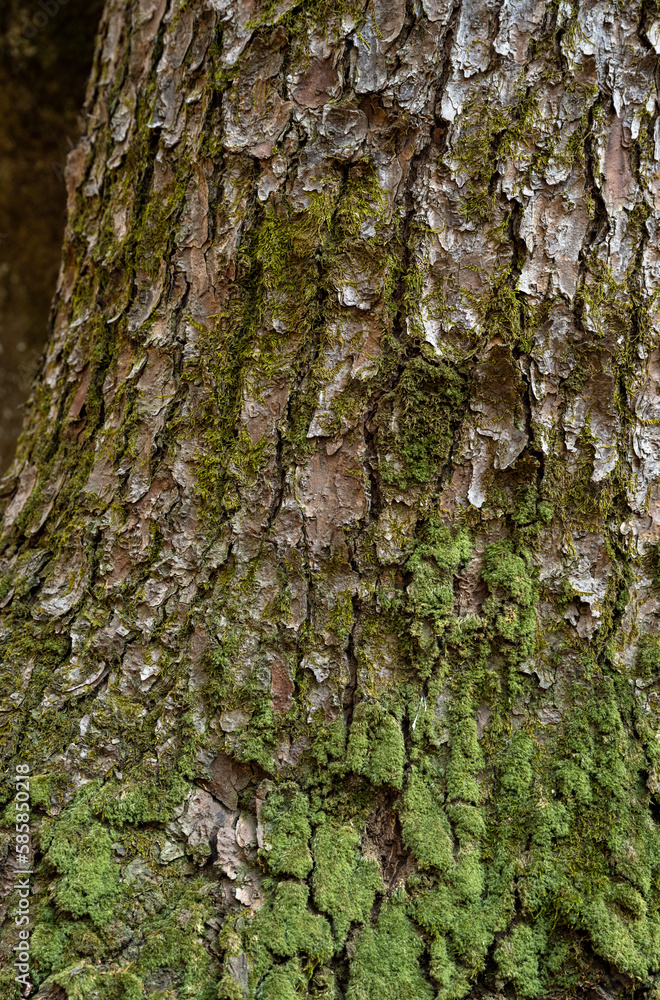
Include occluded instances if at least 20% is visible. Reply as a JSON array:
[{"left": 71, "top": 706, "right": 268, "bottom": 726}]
[{"left": 0, "top": 0, "right": 102, "bottom": 472}]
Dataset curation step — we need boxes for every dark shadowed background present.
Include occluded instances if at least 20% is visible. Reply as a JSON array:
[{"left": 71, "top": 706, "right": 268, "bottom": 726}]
[{"left": 0, "top": 0, "right": 102, "bottom": 474}]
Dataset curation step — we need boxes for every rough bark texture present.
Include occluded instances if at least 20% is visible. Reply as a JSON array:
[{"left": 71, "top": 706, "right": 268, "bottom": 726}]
[{"left": 3, "top": 0, "right": 660, "bottom": 998}]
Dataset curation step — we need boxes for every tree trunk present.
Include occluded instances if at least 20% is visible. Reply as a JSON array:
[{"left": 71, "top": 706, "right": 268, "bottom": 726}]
[{"left": 2, "top": 0, "right": 660, "bottom": 998}]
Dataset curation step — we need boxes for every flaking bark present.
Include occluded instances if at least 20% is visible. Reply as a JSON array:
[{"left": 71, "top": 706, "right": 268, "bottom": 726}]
[{"left": 2, "top": 0, "right": 660, "bottom": 998}]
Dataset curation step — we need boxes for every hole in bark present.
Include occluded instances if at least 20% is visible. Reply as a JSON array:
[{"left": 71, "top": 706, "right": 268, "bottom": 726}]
[{"left": 364, "top": 789, "right": 414, "bottom": 891}]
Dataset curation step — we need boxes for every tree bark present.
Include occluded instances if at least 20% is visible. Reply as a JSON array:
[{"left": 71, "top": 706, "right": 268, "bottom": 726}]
[{"left": 2, "top": 0, "right": 660, "bottom": 998}]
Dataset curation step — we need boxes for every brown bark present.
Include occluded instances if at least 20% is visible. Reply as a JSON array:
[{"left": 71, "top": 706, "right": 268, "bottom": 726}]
[{"left": 1, "top": 1, "right": 660, "bottom": 998}]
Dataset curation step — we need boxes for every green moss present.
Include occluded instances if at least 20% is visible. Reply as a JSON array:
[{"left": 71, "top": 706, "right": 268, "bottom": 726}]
[
  {"left": 92, "top": 772, "right": 190, "bottom": 825},
  {"left": 508, "top": 481, "right": 554, "bottom": 533},
  {"left": 259, "top": 959, "right": 307, "bottom": 1000},
  {"left": 481, "top": 539, "right": 539, "bottom": 679},
  {"left": 40, "top": 785, "right": 120, "bottom": 928},
  {"left": 482, "top": 541, "right": 536, "bottom": 612},
  {"left": 407, "top": 520, "right": 472, "bottom": 624},
  {"left": 32, "top": 914, "right": 70, "bottom": 976},
  {"left": 449, "top": 90, "right": 543, "bottom": 225},
  {"left": 312, "top": 822, "right": 382, "bottom": 940},
  {"left": 446, "top": 802, "right": 486, "bottom": 841},
  {"left": 346, "top": 896, "right": 434, "bottom": 1000},
  {"left": 193, "top": 159, "right": 396, "bottom": 521},
  {"left": 257, "top": 961, "right": 339, "bottom": 1000},
  {"left": 498, "top": 729, "right": 535, "bottom": 798},
  {"left": 445, "top": 708, "right": 483, "bottom": 805},
  {"left": 132, "top": 181, "right": 186, "bottom": 279},
  {"left": 450, "top": 847, "right": 486, "bottom": 904},
  {"left": 402, "top": 520, "right": 473, "bottom": 680},
  {"left": 260, "top": 785, "right": 313, "bottom": 878},
  {"left": 346, "top": 701, "right": 405, "bottom": 788},
  {"left": 49, "top": 968, "right": 144, "bottom": 1000},
  {"left": 312, "top": 717, "right": 347, "bottom": 768},
  {"left": 395, "top": 667, "right": 660, "bottom": 993},
  {"left": 249, "top": 881, "right": 334, "bottom": 964},
  {"left": 399, "top": 768, "right": 453, "bottom": 871},
  {"left": 494, "top": 924, "right": 546, "bottom": 998},
  {"left": 137, "top": 893, "right": 220, "bottom": 999},
  {"left": 637, "top": 634, "right": 660, "bottom": 679},
  {"left": 410, "top": 884, "right": 504, "bottom": 989},
  {"left": 251, "top": 0, "right": 364, "bottom": 33},
  {"left": 543, "top": 434, "right": 618, "bottom": 529},
  {"left": 327, "top": 590, "right": 355, "bottom": 644},
  {"left": 0, "top": 966, "right": 21, "bottom": 999},
  {"left": 34, "top": 852, "right": 222, "bottom": 995},
  {"left": 578, "top": 255, "right": 631, "bottom": 342},
  {"left": 251, "top": 193, "right": 333, "bottom": 321},
  {"left": 480, "top": 270, "right": 531, "bottom": 351},
  {"left": 427, "top": 934, "right": 468, "bottom": 998},
  {"left": 232, "top": 700, "right": 279, "bottom": 772},
  {"left": 377, "top": 356, "right": 469, "bottom": 490},
  {"left": 585, "top": 892, "right": 660, "bottom": 976}
]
